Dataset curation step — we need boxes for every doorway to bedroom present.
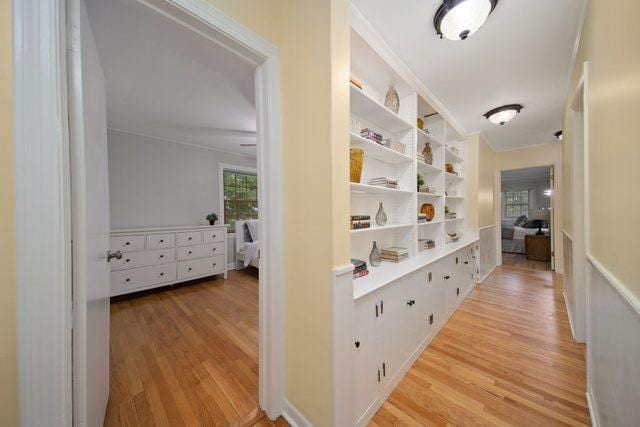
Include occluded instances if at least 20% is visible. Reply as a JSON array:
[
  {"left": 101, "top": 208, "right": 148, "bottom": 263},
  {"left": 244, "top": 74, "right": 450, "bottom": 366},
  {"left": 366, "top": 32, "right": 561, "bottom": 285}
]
[{"left": 500, "top": 166, "right": 553, "bottom": 271}]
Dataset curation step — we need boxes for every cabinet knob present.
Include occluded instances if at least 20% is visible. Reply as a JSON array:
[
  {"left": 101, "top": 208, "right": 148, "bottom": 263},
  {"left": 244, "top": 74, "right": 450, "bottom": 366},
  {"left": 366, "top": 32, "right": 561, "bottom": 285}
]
[
  {"left": 159, "top": 272, "right": 164, "bottom": 277},
  {"left": 160, "top": 239, "right": 164, "bottom": 243},
  {"left": 125, "top": 259, "right": 130, "bottom": 263},
  {"left": 188, "top": 267, "right": 192, "bottom": 271},
  {"left": 213, "top": 263, "right": 216, "bottom": 267},
  {"left": 159, "top": 255, "right": 164, "bottom": 258},
  {"left": 444, "top": 275, "right": 450, "bottom": 280},
  {"left": 125, "top": 278, "right": 130, "bottom": 282},
  {"left": 188, "top": 237, "right": 192, "bottom": 240},
  {"left": 213, "top": 247, "right": 216, "bottom": 251},
  {"left": 355, "top": 341, "right": 360, "bottom": 348},
  {"left": 188, "top": 251, "right": 192, "bottom": 254},
  {"left": 125, "top": 242, "right": 130, "bottom": 246},
  {"left": 464, "top": 261, "right": 469, "bottom": 264}
]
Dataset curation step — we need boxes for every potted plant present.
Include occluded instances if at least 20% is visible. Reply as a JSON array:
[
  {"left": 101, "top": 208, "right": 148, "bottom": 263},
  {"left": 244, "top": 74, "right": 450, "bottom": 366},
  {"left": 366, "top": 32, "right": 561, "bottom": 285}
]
[
  {"left": 206, "top": 213, "right": 218, "bottom": 226},
  {"left": 417, "top": 173, "right": 425, "bottom": 191}
]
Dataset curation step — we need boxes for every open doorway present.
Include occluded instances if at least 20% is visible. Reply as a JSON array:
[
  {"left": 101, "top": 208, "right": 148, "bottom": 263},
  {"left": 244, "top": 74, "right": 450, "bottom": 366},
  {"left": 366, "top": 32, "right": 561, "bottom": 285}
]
[
  {"left": 65, "top": 0, "right": 283, "bottom": 425},
  {"left": 499, "top": 166, "right": 553, "bottom": 271}
]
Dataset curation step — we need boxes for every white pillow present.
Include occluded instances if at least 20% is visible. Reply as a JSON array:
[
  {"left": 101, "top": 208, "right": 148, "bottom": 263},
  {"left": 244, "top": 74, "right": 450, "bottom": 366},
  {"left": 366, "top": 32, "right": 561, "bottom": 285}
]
[{"left": 246, "top": 219, "right": 259, "bottom": 242}]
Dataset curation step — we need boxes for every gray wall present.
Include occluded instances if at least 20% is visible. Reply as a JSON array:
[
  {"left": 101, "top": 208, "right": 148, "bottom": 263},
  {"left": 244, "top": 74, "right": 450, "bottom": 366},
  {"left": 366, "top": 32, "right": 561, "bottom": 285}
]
[{"left": 107, "top": 129, "right": 256, "bottom": 229}]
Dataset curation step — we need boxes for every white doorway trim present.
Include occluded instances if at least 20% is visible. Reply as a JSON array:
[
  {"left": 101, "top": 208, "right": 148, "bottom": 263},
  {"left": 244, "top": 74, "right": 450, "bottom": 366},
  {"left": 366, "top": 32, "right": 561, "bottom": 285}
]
[{"left": 13, "top": 0, "right": 285, "bottom": 423}]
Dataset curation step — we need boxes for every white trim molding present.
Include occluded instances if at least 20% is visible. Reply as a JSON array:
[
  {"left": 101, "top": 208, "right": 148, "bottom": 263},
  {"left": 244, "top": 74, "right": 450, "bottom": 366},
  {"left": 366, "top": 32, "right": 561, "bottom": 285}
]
[
  {"left": 332, "top": 264, "right": 355, "bottom": 426},
  {"left": 587, "top": 254, "right": 640, "bottom": 318},
  {"left": 282, "top": 399, "right": 313, "bottom": 427},
  {"left": 587, "top": 386, "right": 600, "bottom": 427}
]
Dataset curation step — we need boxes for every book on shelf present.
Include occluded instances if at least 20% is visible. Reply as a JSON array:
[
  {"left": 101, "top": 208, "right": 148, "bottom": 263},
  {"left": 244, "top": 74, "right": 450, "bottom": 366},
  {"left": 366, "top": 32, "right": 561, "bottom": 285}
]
[
  {"left": 350, "top": 221, "right": 370, "bottom": 230},
  {"left": 380, "top": 246, "right": 409, "bottom": 262},
  {"left": 360, "top": 128, "right": 383, "bottom": 143},
  {"left": 353, "top": 269, "right": 370, "bottom": 279},
  {"left": 350, "top": 215, "right": 371, "bottom": 221},
  {"left": 369, "top": 177, "right": 398, "bottom": 188},
  {"left": 351, "top": 258, "right": 366, "bottom": 269},
  {"left": 351, "top": 258, "right": 369, "bottom": 280},
  {"left": 381, "top": 254, "right": 409, "bottom": 263},
  {"left": 419, "top": 239, "right": 436, "bottom": 251}
]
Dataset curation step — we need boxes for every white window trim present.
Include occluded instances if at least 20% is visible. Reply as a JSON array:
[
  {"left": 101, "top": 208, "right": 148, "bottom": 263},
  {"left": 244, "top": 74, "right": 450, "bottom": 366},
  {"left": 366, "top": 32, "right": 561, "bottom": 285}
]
[{"left": 219, "top": 162, "right": 258, "bottom": 233}]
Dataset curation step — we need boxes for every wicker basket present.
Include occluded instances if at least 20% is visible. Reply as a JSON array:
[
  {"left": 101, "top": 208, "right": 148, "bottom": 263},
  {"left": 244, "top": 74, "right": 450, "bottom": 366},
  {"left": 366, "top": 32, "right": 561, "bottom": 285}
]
[{"left": 384, "top": 138, "right": 406, "bottom": 154}]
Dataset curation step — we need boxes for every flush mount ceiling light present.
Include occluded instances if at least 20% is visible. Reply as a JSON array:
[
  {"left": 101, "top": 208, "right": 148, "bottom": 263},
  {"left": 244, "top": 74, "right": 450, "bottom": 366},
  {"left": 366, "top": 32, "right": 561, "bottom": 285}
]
[
  {"left": 434, "top": 0, "right": 498, "bottom": 41},
  {"left": 483, "top": 104, "right": 523, "bottom": 125},
  {"left": 555, "top": 130, "right": 563, "bottom": 141}
]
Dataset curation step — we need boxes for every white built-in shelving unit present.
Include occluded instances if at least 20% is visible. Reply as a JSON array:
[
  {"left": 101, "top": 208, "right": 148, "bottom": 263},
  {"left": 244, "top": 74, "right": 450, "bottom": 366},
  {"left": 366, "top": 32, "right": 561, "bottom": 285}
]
[{"left": 349, "top": 29, "right": 469, "bottom": 296}]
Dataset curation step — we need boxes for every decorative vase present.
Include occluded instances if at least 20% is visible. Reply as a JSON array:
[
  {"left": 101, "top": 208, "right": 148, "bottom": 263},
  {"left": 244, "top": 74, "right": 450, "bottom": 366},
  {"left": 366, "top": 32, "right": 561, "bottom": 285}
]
[
  {"left": 350, "top": 148, "right": 364, "bottom": 183},
  {"left": 369, "top": 241, "right": 381, "bottom": 267},
  {"left": 209, "top": 220, "right": 216, "bottom": 225},
  {"left": 384, "top": 84, "right": 400, "bottom": 114},
  {"left": 422, "top": 142, "right": 433, "bottom": 165},
  {"left": 375, "top": 202, "right": 387, "bottom": 226},
  {"left": 416, "top": 117, "right": 424, "bottom": 130}
]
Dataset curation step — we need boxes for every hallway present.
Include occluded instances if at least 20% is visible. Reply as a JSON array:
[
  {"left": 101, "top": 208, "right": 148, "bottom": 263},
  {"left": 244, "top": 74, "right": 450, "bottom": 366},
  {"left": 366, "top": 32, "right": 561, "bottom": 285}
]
[{"left": 371, "top": 264, "right": 590, "bottom": 426}]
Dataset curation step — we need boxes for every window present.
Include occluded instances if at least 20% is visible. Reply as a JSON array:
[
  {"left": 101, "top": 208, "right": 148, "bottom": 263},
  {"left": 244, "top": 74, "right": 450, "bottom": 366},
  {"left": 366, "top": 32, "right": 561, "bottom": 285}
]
[
  {"left": 223, "top": 169, "right": 258, "bottom": 233},
  {"left": 504, "top": 190, "right": 529, "bottom": 218}
]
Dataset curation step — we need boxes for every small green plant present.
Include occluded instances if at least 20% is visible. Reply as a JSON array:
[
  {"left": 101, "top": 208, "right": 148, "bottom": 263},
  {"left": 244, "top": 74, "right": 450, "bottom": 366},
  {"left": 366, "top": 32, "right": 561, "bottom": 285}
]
[
  {"left": 206, "top": 213, "right": 218, "bottom": 224},
  {"left": 445, "top": 206, "right": 450, "bottom": 214},
  {"left": 417, "top": 173, "right": 425, "bottom": 190}
]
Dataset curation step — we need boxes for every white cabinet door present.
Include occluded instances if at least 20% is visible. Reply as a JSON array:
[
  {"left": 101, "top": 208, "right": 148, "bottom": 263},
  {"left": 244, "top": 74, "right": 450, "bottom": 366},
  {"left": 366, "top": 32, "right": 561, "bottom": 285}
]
[
  {"left": 405, "top": 270, "right": 428, "bottom": 352},
  {"left": 354, "top": 293, "right": 381, "bottom": 423},
  {"left": 380, "top": 277, "right": 411, "bottom": 386},
  {"left": 423, "top": 260, "right": 441, "bottom": 338},
  {"left": 443, "top": 255, "right": 459, "bottom": 315}
]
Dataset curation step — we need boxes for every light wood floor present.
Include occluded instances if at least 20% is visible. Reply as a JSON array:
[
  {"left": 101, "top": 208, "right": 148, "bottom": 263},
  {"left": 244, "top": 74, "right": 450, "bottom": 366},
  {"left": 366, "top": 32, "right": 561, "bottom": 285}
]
[
  {"left": 371, "top": 264, "right": 590, "bottom": 426},
  {"left": 502, "top": 252, "right": 551, "bottom": 271},
  {"left": 105, "top": 268, "right": 288, "bottom": 426}
]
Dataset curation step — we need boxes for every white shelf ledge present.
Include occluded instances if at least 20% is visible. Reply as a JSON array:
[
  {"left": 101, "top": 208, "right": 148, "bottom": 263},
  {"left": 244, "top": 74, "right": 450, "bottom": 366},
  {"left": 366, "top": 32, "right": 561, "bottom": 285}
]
[
  {"left": 350, "top": 84, "right": 413, "bottom": 133},
  {"left": 350, "top": 182, "right": 413, "bottom": 195},
  {"left": 445, "top": 217, "right": 465, "bottom": 222},
  {"left": 353, "top": 234, "right": 479, "bottom": 300},
  {"left": 445, "top": 172, "right": 464, "bottom": 182},
  {"left": 445, "top": 147, "right": 463, "bottom": 163},
  {"left": 417, "top": 192, "right": 443, "bottom": 198},
  {"left": 350, "top": 223, "right": 413, "bottom": 235},
  {"left": 417, "top": 160, "right": 442, "bottom": 174},
  {"left": 445, "top": 195, "right": 464, "bottom": 199},
  {"left": 417, "top": 128, "right": 443, "bottom": 147},
  {"left": 349, "top": 132, "right": 412, "bottom": 164},
  {"left": 418, "top": 220, "right": 442, "bottom": 226}
]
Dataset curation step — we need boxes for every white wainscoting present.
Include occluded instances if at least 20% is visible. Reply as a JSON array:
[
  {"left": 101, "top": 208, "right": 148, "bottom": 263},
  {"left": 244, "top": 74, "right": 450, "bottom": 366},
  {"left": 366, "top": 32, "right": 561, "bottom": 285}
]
[
  {"left": 587, "top": 256, "right": 640, "bottom": 426},
  {"left": 562, "top": 231, "right": 577, "bottom": 339},
  {"left": 478, "top": 225, "right": 497, "bottom": 282}
]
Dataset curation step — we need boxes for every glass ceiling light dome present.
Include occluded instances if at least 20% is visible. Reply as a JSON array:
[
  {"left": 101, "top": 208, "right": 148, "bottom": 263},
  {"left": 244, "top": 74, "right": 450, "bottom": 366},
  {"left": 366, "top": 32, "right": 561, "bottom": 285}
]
[
  {"left": 483, "top": 104, "right": 523, "bottom": 125},
  {"left": 434, "top": 0, "right": 498, "bottom": 41}
]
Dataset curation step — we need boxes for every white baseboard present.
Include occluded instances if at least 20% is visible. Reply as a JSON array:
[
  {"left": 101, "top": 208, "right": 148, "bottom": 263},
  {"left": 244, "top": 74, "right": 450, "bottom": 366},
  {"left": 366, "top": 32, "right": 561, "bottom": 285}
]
[
  {"left": 587, "top": 386, "right": 599, "bottom": 427},
  {"left": 562, "top": 290, "right": 578, "bottom": 341},
  {"left": 282, "top": 399, "right": 312, "bottom": 427},
  {"left": 477, "top": 263, "right": 496, "bottom": 284}
]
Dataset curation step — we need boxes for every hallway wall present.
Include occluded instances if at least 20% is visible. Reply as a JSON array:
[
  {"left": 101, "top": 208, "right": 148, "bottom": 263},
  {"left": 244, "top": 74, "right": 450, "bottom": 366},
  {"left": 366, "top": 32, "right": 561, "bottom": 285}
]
[{"left": 563, "top": 0, "right": 640, "bottom": 424}]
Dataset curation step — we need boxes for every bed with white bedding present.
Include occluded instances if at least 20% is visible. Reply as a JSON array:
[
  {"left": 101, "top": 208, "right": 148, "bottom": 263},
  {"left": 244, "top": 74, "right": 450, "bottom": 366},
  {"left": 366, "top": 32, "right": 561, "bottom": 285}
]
[
  {"left": 235, "top": 219, "right": 260, "bottom": 269},
  {"left": 501, "top": 218, "right": 549, "bottom": 254}
]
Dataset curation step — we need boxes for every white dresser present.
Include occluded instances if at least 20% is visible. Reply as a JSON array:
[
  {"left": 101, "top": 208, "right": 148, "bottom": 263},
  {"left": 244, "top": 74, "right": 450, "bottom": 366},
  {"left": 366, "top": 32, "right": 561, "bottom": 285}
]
[{"left": 109, "top": 225, "right": 227, "bottom": 296}]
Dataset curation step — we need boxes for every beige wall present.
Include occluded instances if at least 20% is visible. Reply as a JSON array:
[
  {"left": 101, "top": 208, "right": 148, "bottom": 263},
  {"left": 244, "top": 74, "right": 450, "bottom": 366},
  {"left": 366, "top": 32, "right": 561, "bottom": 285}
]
[
  {"left": 466, "top": 134, "right": 496, "bottom": 229},
  {"left": 563, "top": 0, "right": 640, "bottom": 297},
  {"left": 495, "top": 143, "right": 564, "bottom": 272},
  {"left": 0, "top": 0, "right": 18, "bottom": 424}
]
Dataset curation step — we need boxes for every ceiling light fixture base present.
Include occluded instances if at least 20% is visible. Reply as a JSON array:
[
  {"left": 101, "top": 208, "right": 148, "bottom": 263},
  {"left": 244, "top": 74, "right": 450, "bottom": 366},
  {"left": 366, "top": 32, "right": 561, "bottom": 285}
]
[
  {"left": 434, "top": 0, "right": 499, "bottom": 41},
  {"left": 483, "top": 104, "right": 523, "bottom": 126}
]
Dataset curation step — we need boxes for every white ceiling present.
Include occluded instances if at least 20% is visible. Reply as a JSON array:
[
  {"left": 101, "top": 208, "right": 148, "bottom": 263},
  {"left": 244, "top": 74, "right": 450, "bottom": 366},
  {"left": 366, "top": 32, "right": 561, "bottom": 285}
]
[
  {"left": 352, "top": 0, "right": 585, "bottom": 151},
  {"left": 502, "top": 166, "right": 550, "bottom": 183},
  {"left": 85, "top": 0, "right": 257, "bottom": 156}
]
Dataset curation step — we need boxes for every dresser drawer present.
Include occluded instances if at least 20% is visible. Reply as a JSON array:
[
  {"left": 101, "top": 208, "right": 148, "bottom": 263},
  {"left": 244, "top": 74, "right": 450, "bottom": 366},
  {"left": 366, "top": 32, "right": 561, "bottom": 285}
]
[
  {"left": 202, "top": 229, "right": 224, "bottom": 243},
  {"left": 110, "top": 248, "right": 176, "bottom": 271},
  {"left": 177, "top": 231, "right": 202, "bottom": 247},
  {"left": 110, "top": 263, "right": 176, "bottom": 293},
  {"left": 110, "top": 235, "right": 145, "bottom": 252},
  {"left": 146, "top": 233, "right": 175, "bottom": 249},
  {"left": 177, "top": 255, "right": 224, "bottom": 280},
  {"left": 177, "top": 243, "right": 224, "bottom": 261}
]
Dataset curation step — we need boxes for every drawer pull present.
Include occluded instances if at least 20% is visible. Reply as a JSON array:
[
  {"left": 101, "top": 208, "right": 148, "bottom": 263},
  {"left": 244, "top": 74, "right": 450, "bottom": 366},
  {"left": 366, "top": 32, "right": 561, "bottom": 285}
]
[
  {"left": 125, "top": 278, "right": 130, "bottom": 282},
  {"left": 212, "top": 248, "right": 216, "bottom": 251},
  {"left": 159, "top": 255, "right": 164, "bottom": 258},
  {"left": 188, "top": 237, "right": 192, "bottom": 241},
  {"left": 355, "top": 341, "right": 360, "bottom": 348},
  {"left": 159, "top": 239, "right": 164, "bottom": 243},
  {"left": 188, "top": 267, "right": 192, "bottom": 271},
  {"left": 125, "top": 242, "right": 130, "bottom": 246},
  {"left": 464, "top": 261, "right": 469, "bottom": 264},
  {"left": 212, "top": 263, "right": 217, "bottom": 267},
  {"left": 188, "top": 251, "right": 192, "bottom": 255},
  {"left": 125, "top": 258, "right": 130, "bottom": 263},
  {"left": 444, "top": 275, "right": 450, "bottom": 280},
  {"left": 159, "top": 272, "right": 164, "bottom": 277}
]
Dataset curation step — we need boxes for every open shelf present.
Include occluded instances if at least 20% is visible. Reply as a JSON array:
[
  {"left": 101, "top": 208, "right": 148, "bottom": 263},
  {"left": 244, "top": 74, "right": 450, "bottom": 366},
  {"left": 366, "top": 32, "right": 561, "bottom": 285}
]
[
  {"left": 445, "top": 172, "right": 464, "bottom": 182},
  {"left": 350, "top": 132, "right": 412, "bottom": 164},
  {"left": 418, "top": 220, "right": 442, "bottom": 226},
  {"left": 417, "top": 192, "right": 443, "bottom": 198},
  {"left": 350, "top": 84, "right": 413, "bottom": 133},
  {"left": 417, "top": 160, "right": 442, "bottom": 174},
  {"left": 350, "top": 223, "right": 412, "bottom": 234},
  {"left": 350, "top": 182, "right": 413, "bottom": 195},
  {"left": 445, "top": 195, "right": 464, "bottom": 199},
  {"left": 417, "top": 128, "right": 443, "bottom": 147},
  {"left": 445, "top": 147, "right": 464, "bottom": 163}
]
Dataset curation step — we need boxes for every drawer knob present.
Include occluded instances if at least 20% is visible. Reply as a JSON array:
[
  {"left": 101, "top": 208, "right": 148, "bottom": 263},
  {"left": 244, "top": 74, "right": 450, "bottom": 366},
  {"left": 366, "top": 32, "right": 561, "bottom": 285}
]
[
  {"left": 160, "top": 239, "right": 164, "bottom": 243},
  {"left": 188, "top": 267, "right": 192, "bottom": 271},
  {"left": 188, "top": 251, "right": 192, "bottom": 254},
  {"left": 355, "top": 341, "right": 360, "bottom": 348},
  {"left": 464, "top": 261, "right": 469, "bottom": 264},
  {"left": 444, "top": 275, "right": 450, "bottom": 280},
  {"left": 125, "top": 242, "right": 130, "bottom": 246},
  {"left": 160, "top": 272, "right": 164, "bottom": 276},
  {"left": 188, "top": 237, "right": 192, "bottom": 240},
  {"left": 212, "top": 263, "right": 216, "bottom": 267},
  {"left": 213, "top": 248, "right": 216, "bottom": 251},
  {"left": 125, "top": 259, "right": 130, "bottom": 263},
  {"left": 125, "top": 278, "right": 130, "bottom": 282},
  {"left": 159, "top": 255, "right": 164, "bottom": 258}
]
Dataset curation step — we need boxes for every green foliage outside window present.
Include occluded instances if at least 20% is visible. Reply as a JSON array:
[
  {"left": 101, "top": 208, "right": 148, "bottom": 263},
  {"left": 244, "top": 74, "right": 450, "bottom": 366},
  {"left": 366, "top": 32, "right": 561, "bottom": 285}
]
[{"left": 224, "top": 170, "right": 258, "bottom": 232}]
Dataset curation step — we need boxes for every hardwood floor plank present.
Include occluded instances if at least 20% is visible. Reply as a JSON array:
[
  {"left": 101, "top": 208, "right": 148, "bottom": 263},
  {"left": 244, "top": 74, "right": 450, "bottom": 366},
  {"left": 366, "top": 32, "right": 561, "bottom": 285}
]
[
  {"left": 105, "top": 268, "right": 288, "bottom": 427},
  {"left": 370, "top": 264, "right": 590, "bottom": 426}
]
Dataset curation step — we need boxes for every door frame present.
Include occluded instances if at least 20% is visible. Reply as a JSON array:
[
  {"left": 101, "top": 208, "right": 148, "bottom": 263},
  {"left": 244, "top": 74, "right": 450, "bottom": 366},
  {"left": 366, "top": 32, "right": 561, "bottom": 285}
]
[{"left": 13, "top": 0, "right": 285, "bottom": 424}]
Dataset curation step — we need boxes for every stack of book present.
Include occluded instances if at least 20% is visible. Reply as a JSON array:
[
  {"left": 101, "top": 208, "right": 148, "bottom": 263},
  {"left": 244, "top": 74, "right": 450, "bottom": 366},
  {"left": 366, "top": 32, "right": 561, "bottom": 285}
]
[
  {"left": 419, "top": 239, "right": 436, "bottom": 251},
  {"left": 418, "top": 213, "right": 429, "bottom": 224},
  {"left": 360, "top": 128, "right": 383, "bottom": 144},
  {"left": 352, "top": 258, "right": 369, "bottom": 279},
  {"left": 418, "top": 185, "right": 436, "bottom": 194},
  {"left": 445, "top": 212, "right": 457, "bottom": 220},
  {"left": 368, "top": 177, "right": 398, "bottom": 189},
  {"left": 381, "top": 247, "right": 409, "bottom": 263},
  {"left": 350, "top": 215, "right": 371, "bottom": 230}
]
